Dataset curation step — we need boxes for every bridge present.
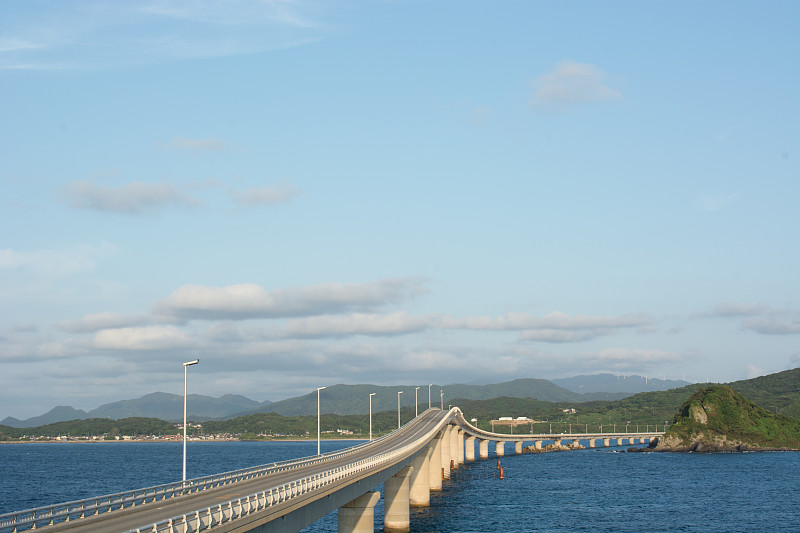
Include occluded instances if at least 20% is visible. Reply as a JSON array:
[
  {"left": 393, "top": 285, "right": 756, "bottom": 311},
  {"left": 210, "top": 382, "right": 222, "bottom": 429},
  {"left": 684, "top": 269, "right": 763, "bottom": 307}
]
[{"left": 0, "top": 408, "right": 663, "bottom": 533}]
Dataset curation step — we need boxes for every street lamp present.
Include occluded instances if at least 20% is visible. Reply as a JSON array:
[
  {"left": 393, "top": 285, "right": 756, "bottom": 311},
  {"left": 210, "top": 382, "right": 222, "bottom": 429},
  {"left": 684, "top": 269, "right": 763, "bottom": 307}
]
[
  {"left": 369, "top": 393, "right": 376, "bottom": 441},
  {"left": 397, "top": 391, "right": 403, "bottom": 429},
  {"left": 182, "top": 359, "right": 199, "bottom": 484},
  {"left": 428, "top": 384, "right": 432, "bottom": 409},
  {"left": 440, "top": 390, "right": 443, "bottom": 410},
  {"left": 317, "top": 387, "right": 326, "bottom": 455},
  {"left": 415, "top": 386, "right": 420, "bottom": 417}
]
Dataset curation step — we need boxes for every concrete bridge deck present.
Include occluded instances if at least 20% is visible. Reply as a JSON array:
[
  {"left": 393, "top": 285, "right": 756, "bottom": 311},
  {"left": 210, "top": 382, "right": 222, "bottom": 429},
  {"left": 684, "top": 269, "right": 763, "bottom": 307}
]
[{"left": 1, "top": 408, "right": 663, "bottom": 533}]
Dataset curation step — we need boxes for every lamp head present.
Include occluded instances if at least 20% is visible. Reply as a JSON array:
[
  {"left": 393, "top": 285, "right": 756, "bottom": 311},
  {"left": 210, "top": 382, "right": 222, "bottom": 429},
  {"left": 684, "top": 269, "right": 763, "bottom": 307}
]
[{"left": 183, "top": 359, "right": 199, "bottom": 367}]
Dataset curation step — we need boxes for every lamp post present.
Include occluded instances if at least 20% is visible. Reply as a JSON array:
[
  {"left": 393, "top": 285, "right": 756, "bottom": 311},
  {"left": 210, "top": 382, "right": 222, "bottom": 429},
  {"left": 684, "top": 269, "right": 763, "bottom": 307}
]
[
  {"left": 440, "top": 390, "right": 443, "bottom": 410},
  {"left": 317, "top": 387, "right": 326, "bottom": 455},
  {"left": 369, "top": 393, "right": 376, "bottom": 441},
  {"left": 415, "top": 386, "right": 420, "bottom": 417},
  {"left": 428, "top": 384, "right": 432, "bottom": 409},
  {"left": 182, "top": 359, "right": 199, "bottom": 484},
  {"left": 397, "top": 391, "right": 403, "bottom": 429}
]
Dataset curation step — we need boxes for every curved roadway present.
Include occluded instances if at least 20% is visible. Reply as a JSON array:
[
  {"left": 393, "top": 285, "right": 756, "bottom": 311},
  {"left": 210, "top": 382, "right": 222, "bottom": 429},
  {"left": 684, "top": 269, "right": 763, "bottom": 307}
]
[{"left": 36, "top": 408, "right": 452, "bottom": 533}]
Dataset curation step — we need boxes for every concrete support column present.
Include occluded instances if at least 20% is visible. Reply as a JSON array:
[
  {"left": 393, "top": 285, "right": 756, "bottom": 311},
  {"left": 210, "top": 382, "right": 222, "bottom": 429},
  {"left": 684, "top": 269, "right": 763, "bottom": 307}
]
[
  {"left": 495, "top": 441, "right": 505, "bottom": 457},
  {"left": 534, "top": 440, "right": 542, "bottom": 450},
  {"left": 456, "top": 429, "right": 465, "bottom": 465},
  {"left": 554, "top": 439, "right": 561, "bottom": 447},
  {"left": 384, "top": 466, "right": 413, "bottom": 533},
  {"left": 603, "top": 438, "right": 610, "bottom": 447},
  {"left": 589, "top": 439, "right": 596, "bottom": 448},
  {"left": 479, "top": 439, "right": 489, "bottom": 459},
  {"left": 449, "top": 426, "right": 459, "bottom": 469},
  {"left": 440, "top": 427, "right": 451, "bottom": 480},
  {"left": 409, "top": 448, "right": 432, "bottom": 507},
  {"left": 339, "top": 491, "right": 381, "bottom": 533},
  {"left": 465, "top": 436, "right": 476, "bottom": 462},
  {"left": 572, "top": 439, "right": 580, "bottom": 448},
  {"left": 428, "top": 436, "right": 443, "bottom": 492},
  {"left": 515, "top": 441, "right": 522, "bottom": 454}
]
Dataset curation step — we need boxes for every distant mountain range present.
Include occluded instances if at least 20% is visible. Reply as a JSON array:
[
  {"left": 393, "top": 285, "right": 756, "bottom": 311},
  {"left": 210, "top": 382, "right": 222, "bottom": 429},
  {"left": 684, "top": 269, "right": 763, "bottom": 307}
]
[
  {"left": 1, "top": 374, "right": 688, "bottom": 428},
  {"left": 1, "top": 393, "right": 268, "bottom": 428}
]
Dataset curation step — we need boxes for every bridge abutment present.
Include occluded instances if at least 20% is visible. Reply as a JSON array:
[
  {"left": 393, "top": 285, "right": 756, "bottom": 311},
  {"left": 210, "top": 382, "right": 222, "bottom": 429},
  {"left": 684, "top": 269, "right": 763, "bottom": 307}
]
[
  {"left": 338, "top": 491, "right": 381, "bottom": 533},
  {"left": 384, "top": 466, "right": 412, "bottom": 533}
]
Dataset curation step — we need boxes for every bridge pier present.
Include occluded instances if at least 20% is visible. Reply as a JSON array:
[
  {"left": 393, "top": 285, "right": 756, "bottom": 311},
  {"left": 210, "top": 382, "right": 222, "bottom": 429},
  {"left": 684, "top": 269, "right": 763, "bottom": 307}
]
[
  {"left": 515, "top": 441, "right": 522, "bottom": 454},
  {"left": 409, "top": 448, "right": 432, "bottom": 507},
  {"left": 338, "top": 491, "right": 381, "bottom": 533},
  {"left": 428, "top": 435, "right": 443, "bottom": 492},
  {"left": 449, "top": 426, "right": 460, "bottom": 469},
  {"left": 589, "top": 439, "right": 596, "bottom": 448},
  {"left": 456, "top": 428, "right": 465, "bottom": 465},
  {"left": 554, "top": 439, "right": 562, "bottom": 447},
  {"left": 603, "top": 438, "right": 610, "bottom": 447},
  {"left": 534, "top": 440, "right": 542, "bottom": 450},
  {"left": 465, "top": 436, "right": 476, "bottom": 462},
  {"left": 572, "top": 439, "right": 580, "bottom": 448},
  {"left": 384, "top": 466, "right": 412, "bottom": 533},
  {"left": 495, "top": 441, "right": 505, "bottom": 457},
  {"left": 479, "top": 439, "right": 489, "bottom": 459},
  {"left": 441, "top": 428, "right": 451, "bottom": 480}
]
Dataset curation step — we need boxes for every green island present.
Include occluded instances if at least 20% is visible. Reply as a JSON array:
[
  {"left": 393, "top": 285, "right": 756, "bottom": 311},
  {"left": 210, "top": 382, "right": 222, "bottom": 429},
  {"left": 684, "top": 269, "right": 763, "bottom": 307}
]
[{"left": 652, "top": 384, "right": 800, "bottom": 452}]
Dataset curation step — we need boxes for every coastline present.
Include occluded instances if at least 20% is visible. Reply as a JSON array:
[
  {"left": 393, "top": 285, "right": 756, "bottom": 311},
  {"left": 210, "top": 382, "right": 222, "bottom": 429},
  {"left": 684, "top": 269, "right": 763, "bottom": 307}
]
[{"left": 0, "top": 437, "right": 369, "bottom": 445}]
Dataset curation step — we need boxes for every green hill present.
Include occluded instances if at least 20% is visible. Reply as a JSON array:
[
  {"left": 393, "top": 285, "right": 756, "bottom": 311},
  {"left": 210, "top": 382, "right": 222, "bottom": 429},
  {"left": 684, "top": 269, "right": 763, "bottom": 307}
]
[{"left": 654, "top": 385, "right": 800, "bottom": 451}]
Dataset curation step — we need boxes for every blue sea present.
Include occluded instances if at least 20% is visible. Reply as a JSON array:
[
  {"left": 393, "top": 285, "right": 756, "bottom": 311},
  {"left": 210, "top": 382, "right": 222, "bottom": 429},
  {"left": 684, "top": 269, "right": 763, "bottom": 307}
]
[{"left": 1, "top": 440, "right": 799, "bottom": 532}]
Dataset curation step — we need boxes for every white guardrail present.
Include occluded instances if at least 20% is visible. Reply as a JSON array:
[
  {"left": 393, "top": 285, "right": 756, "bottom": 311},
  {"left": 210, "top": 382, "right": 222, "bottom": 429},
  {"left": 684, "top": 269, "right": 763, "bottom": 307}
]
[
  {"left": 0, "top": 418, "right": 424, "bottom": 533},
  {"left": 0, "top": 409, "right": 447, "bottom": 533},
  {"left": 124, "top": 413, "right": 448, "bottom": 533}
]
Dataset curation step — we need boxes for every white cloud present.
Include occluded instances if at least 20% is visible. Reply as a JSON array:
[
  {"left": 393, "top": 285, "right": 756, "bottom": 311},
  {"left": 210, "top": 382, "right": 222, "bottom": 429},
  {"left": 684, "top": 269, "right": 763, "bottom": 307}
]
[
  {"left": 94, "top": 326, "right": 193, "bottom": 351},
  {"left": 164, "top": 136, "right": 225, "bottom": 151},
  {"left": 231, "top": 183, "right": 300, "bottom": 206},
  {"left": 708, "top": 301, "right": 768, "bottom": 317},
  {"left": 531, "top": 61, "right": 622, "bottom": 108},
  {"left": 279, "top": 311, "right": 437, "bottom": 338},
  {"left": 442, "top": 311, "right": 651, "bottom": 343},
  {"left": 62, "top": 179, "right": 197, "bottom": 214},
  {"left": 0, "top": 1, "right": 323, "bottom": 70},
  {"left": 156, "top": 277, "right": 428, "bottom": 320},
  {"left": 518, "top": 329, "right": 603, "bottom": 343},
  {"left": 741, "top": 316, "right": 800, "bottom": 335},
  {"left": 0, "top": 245, "right": 111, "bottom": 278},
  {"left": 57, "top": 311, "right": 174, "bottom": 334}
]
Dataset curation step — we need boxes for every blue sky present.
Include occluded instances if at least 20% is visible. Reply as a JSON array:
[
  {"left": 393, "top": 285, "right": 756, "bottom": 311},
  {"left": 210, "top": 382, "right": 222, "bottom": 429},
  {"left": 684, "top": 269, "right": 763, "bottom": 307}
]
[{"left": 1, "top": 0, "right": 798, "bottom": 418}]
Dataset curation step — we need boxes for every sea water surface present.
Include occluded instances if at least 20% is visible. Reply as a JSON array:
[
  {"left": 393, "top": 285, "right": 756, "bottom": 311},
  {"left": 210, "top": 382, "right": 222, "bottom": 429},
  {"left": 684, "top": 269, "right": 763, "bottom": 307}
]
[{"left": 1, "top": 440, "right": 799, "bottom": 532}]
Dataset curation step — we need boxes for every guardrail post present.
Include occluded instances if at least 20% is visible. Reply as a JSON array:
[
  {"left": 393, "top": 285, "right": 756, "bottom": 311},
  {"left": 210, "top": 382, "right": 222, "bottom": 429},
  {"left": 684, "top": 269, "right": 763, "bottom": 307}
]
[
  {"left": 338, "top": 491, "right": 381, "bottom": 533},
  {"left": 384, "top": 466, "right": 413, "bottom": 532}
]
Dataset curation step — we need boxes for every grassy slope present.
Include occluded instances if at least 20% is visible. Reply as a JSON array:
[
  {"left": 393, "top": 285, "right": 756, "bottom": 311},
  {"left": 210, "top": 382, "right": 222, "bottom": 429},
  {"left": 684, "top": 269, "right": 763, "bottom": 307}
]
[{"left": 664, "top": 385, "right": 800, "bottom": 448}]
